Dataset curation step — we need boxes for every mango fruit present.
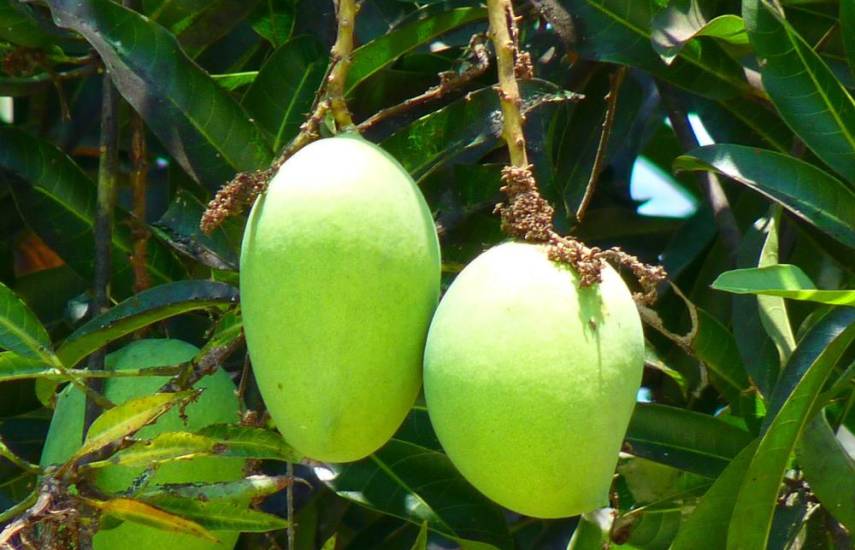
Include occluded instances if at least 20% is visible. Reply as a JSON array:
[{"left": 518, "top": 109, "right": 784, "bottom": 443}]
[
  {"left": 41, "top": 339, "right": 244, "bottom": 549},
  {"left": 240, "top": 136, "right": 440, "bottom": 462},
  {"left": 423, "top": 241, "right": 644, "bottom": 518}
]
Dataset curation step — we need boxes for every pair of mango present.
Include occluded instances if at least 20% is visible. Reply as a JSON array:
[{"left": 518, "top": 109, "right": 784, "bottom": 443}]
[{"left": 241, "top": 137, "right": 645, "bottom": 519}]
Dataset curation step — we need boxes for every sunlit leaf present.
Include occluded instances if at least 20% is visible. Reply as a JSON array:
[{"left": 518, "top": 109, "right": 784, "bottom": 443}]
[
  {"left": 0, "top": 282, "right": 52, "bottom": 362},
  {"left": 713, "top": 265, "right": 855, "bottom": 306},
  {"left": 88, "top": 497, "right": 217, "bottom": 542}
]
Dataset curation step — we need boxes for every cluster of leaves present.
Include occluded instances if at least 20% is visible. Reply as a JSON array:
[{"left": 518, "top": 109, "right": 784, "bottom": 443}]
[{"left": 0, "top": 0, "right": 853, "bottom": 549}]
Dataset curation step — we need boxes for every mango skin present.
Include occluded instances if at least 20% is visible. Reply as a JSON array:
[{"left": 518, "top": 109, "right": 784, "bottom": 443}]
[
  {"left": 40, "top": 339, "right": 244, "bottom": 550},
  {"left": 240, "top": 136, "right": 440, "bottom": 462},
  {"left": 423, "top": 242, "right": 644, "bottom": 518}
]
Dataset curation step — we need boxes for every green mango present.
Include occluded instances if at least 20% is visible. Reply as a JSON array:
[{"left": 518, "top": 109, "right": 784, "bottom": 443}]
[
  {"left": 423, "top": 242, "right": 644, "bottom": 518},
  {"left": 41, "top": 339, "right": 244, "bottom": 549},
  {"left": 240, "top": 136, "right": 440, "bottom": 462}
]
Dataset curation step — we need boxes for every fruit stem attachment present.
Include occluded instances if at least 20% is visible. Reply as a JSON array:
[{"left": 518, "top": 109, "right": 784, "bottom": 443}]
[
  {"left": 200, "top": 0, "right": 361, "bottom": 234},
  {"left": 486, "top": 0, "right": 666, "bottom": 302}
]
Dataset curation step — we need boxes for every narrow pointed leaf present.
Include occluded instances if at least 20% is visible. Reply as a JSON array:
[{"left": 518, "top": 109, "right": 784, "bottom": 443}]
[
  {"left": 675, "top": 144, "right": 855, "bottom": 249},
  {"left": 743, "top": 0, "right": 855, "bottom": 182},
  {"left": 796, "top": 415, "right": 855, "bottom": 533},
  {"left": 323, "top": 407, "right": 510, "bottom": 549},
  {"left": 345, "top": 6, "right": 487, "bottom": 94},
  {"left": 756, "top": 209, "right": 796, "bottom": 361},
  {"left": 75, "top": 391, "right": 196, "bottom": 459},
  {"left": 196, "top": 424, "right": 302, "bottom": 462},
  {"left": 713, "top": 265, "right": 855, "bottom": 306},
  {"left": 728, "top": 307, "right": 855, "bottom": 549},
  {"left": 670, "top": 440, "right": 759, "bottom": 550},
  {"left": 138, "top": 475, "right": 294, "bottom": 502},
  {"left": 0, "top": 126, "right": 185, "bottom": 295},
  {"left": 57, "top": 281, "right": 239, "bottom": 369},
  {"left": 243, "top": 35, "right": 327, "bottom": 151},
  {"left": 625, "top": 404, "right": 754, "bottom": 477},
  {"left": 0, "top": 282, "right": 52, "bottom": 362},
  {"left": 139, "top": 495, "right": 289, "bottom": 532},
  {"left": 89, "top": 497, "right": 217, "bottom": 542},
  {"left": 42, "top": 0, "right": 273, "bottom": 188},
  {"left": 843, "top": 1, "right": 855, "bottom": 79},
  {"left": 652, "top": 1, "right": 747, "bottom": 64}
]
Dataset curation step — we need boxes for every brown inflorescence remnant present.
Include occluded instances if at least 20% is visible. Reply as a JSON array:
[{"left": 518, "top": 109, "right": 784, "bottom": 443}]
[
  {"left": 494, "top": 163, "right": 666, "bottom": 302},
  {"left": 200, "top": 169, "right": 272, "bottom": 234}
]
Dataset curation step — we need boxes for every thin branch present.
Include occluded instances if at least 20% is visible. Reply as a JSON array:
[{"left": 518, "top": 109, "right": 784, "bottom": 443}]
[
  {"left": 84, "top": 71, "right": 121, "bottom": 430},
  {"left": 326, "top": 0, "right": 358, "bottom": 130},
  {"left": 0, "top": 437, "right": 40, "bottom": 474},
  {"left": 657, "top": 82, "right": 742, "bottom": 263},
  {"left": 157, "top": 334, "right": 245, "bottom": 394},
  {"left": 357, "top": 34, "right": 489, "bottom": 131},
  {"left": 286, "top": 461, "right": 295, "bottom": 550},
  {"left": 576, "top": 65, "right": 626, "bottom": 223},
  {"left": 129, "top": 111, "right": 151, "bottom": 294}
]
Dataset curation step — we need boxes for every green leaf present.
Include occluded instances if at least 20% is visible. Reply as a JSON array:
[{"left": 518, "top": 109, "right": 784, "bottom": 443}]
[
  {"left": 842, "top": 1, "right": 855, "bottom": 80},
  {"left": 195, "top": 424, "right": 302, "bottom": 462},
  {"left": 0, "top": 351, "right": 57, "bottom": 382},
  {"left": 756, "top": 208, "right": 797, "bottom": 361},
  {"left": 625, "top": 404, "right": 754, "bottom": 478},
  {"left": 76, "top": 391, "right": 196, "bottom": 459},
  {"left": 0, "top": 126, "right": 185, "bottom": 295},
  {"left": 0, "top": 282, "right": 52, "bottom": 362},
  {"left": 138, "top": 475, "right": 294, "bottom": 503},
  {"left": 88, "top": 497, "right": 217, "bottom": 542},
  {"left": 670, "top": 440, "right": 759, "bottom": 550},
  {"left": 243, "top": 35, "right": 327, "bottom": 151},
  {"left": 713, "top": 265, "right": 855, "bottom": 306},
  {"left": 411, "top": 522, "right": 428, "bottom": 550},
  {"left": 566, "top": 513, "right": 609, "bottom": 549},
  {"left": 652, "top": 1, "right": 748, "bottom": 64},
  {"left": 323, "top": 407, "right": 509, "bottom": 550},
  {"left": 346, "top": 6, "right": 487, "bottom": 94},
  {"left": 137, "top": 494, "right": 288, "bottom": 532},
  {"left": 796, "top": 415, "right": 855, "bottom": 533},
  {"left": 674, "top": 144, "right": 855, "bottom": 249},
  {"left": 212, "top": 71, "right": 258, "bottom": 91},
  {"left": 152, "top": 190, "right": 242, "bottom": 271},
  {"left": 382, "top": 79, "right": 570, "bottom": 180},
  {"left": 42, "top": 0, "right": 273, "bottom": 189},
  {"left": 728, "top": 307, "right": 855, "bottom": 549},
  {"left": 743, "top": 0, "right": 855, "bottom": 183},
  {"left": 561, "top": 0, "right": 753, "bottom": 100},
  {"left": 0, "top": 1, "right": 57, "bottom": 47},
  {"left": 170, "top": 0, "right": 262, "bottom": 58},
  {"left": 56, "top": 281, "right": 239, "bottom": 369}
]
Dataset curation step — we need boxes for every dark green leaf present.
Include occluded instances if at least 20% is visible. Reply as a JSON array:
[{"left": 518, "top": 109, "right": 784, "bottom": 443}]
[
  {"left": 729, "top": 307, "right": 855, "bottom": 549},
  {"left": 0, "top": 126, "right": 185, "bottom": 296},
  {"left": 843, "top": 1, "right": 855, "bottom": 80},
  {"left": 561, "top": 0, "right": 753, "bottom": 100},
  {"left": 652, "top": 2, "right": 748, "bottom": 64},
  {"left": 670, "top": 440, "right": 759, "bottom": 550},
  {"left": 243, "top": 35, "right": 327, "bottom": 150},
  {"left": 743, "top": 0, "right": 855, "bottom": 182},
  {"left": 626, "top": 403, "right": 754, "bottom": 478},
  {"left": 56, "top": 281, "right": 239, "bottom": 369},
  {"left": 796, "top": 415, "right": 855, "bottom": 533},
  {"left": 42, "top": 0, "right": 273, "bottom": 189},
  {"left": 323, "top": 408, "right": 510, "bottom": 550},
  {"left": 0, "top": 1, "right": 57, "bottom": 47},
  {"left": 346, "top": 6, "right": 487, "bottom": 94},
  {"left": 674, "top": 144, "right": 855, "bottom": 249},
  {"left": 382, "top": 79, "right": 570, "bottom": 180},
  {"left": 170, "top": 0, "right": 262, "bottom": 58},
  {"left": 138, "top": 475, "right": 294, "bottom": 502}
]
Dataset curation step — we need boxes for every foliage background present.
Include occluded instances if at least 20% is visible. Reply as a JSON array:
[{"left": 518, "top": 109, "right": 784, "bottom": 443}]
[{"left": 0, "top": 0, "right": 854, "bottom": 548}]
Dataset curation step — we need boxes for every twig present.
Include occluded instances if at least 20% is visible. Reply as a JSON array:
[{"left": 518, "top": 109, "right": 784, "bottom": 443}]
[
  {"left": 129, "top": 110, "right": 151, "bottom": 294},
  {"left": 657, "top": 82, "right": 742, "bottom": 263},
  {"left": 286, "top": 461, "right": 295, "bottom": 550},
  {"left": 157, "top": 334, "right": 245, "bottom": 394},
  {"left": 576, "top": 65, "right": 626, "bottom": 223},
  {"left": 357, "top": 34, "right": 490, "bottom": 131},
  {"left": 200, "top": 0, "right": 361, "bottom": 235},
  {"left": 0, "top": 437, "right": 40, "bottom": 474},
  {"left": 84, "top": 70, "right": 121, "bottom": 430}
]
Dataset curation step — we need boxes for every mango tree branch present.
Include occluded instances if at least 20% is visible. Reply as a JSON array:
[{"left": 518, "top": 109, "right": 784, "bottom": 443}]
[
  {"left": 486, "top": 0, "right": 666, "bottom": 302},
  {"left": 200, "top": 0, "right": 361, "bottom": 234}
]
